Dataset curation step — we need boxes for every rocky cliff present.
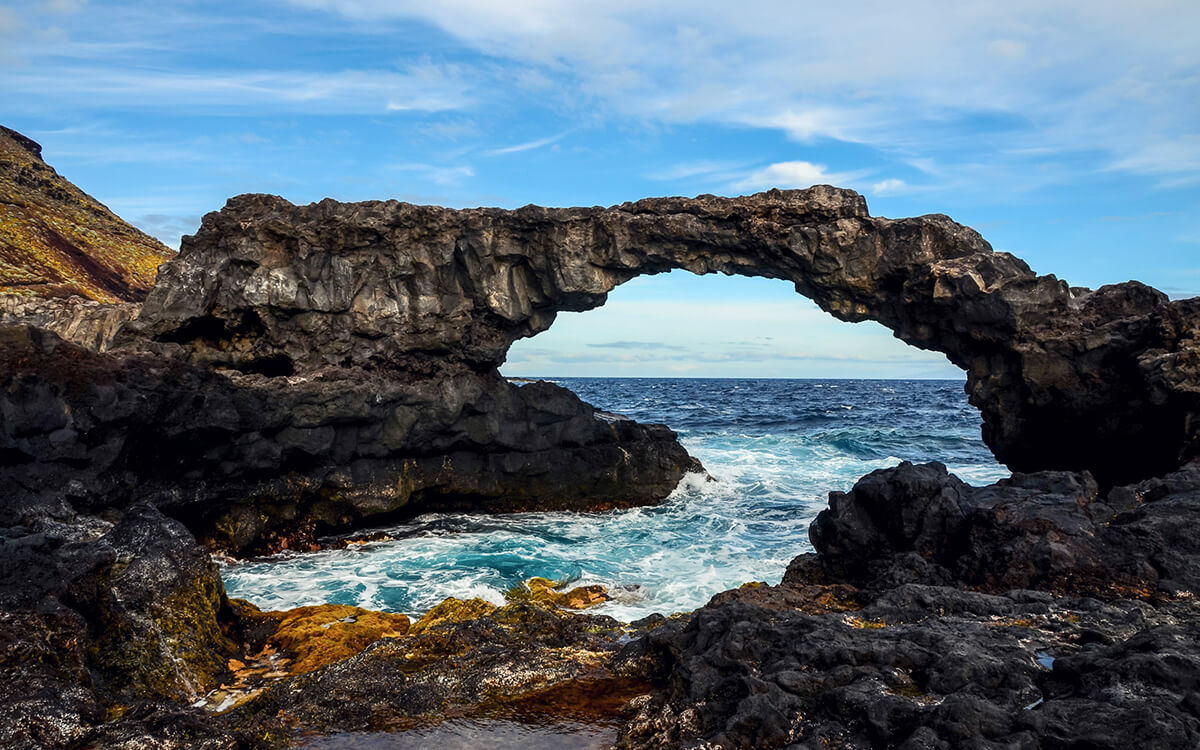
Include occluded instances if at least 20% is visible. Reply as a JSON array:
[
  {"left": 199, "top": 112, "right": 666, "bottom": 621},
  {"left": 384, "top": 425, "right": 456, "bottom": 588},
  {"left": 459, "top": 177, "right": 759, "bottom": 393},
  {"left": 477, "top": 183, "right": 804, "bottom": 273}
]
[
  {"left": 130, "top": 190, "right": 1199, "bottom": 485},
  {"left": 0, "top": 126, "right": 173, "bottom": 302}
]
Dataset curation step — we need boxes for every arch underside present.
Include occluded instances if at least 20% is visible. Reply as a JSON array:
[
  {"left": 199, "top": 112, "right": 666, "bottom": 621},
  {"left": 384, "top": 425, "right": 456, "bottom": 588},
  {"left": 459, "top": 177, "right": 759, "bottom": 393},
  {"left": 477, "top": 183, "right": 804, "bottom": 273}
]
[{"left": 132, "top": 187, "right": 1199, "bottom": 487}]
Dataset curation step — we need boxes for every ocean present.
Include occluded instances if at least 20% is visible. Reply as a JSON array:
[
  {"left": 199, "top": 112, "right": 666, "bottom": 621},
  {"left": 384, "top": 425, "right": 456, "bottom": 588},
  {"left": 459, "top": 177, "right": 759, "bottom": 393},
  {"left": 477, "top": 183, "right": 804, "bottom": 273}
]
[{"left": 220, "top": 378, "right": 1009, "bottom": 620}]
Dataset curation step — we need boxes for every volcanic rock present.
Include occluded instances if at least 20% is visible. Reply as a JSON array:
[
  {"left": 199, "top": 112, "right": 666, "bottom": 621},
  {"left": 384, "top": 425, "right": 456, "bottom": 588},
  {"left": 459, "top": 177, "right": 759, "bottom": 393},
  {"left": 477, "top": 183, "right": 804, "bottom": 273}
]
[
  {"left": 125, "top": 189, "right": 1200, "bottom": 484},
  {"left": 0, "top": 503, "right": 237, "bottom": 749},
  {"left": 618, "top": 461, "right": 1200, "bottom": 749},
  {"left": 0, "top": 324, "right": 698, "bottom": 553}
]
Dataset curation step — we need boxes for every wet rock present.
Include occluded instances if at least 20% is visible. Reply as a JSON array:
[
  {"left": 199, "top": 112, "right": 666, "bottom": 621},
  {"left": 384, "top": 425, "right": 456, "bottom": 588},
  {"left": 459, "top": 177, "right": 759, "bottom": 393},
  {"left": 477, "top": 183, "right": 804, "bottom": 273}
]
[
  {"left": 229, "top": 599, "right": 657, "bottom": 735},
  {"left": 619, "top": 463, "right": 1200, "bottom": 749},
  {"left": 0, "top": 504, "right": 237, "bottom": 748},
  {"left": 256, "top": 603, "right": 410, "bottom": 675},
  {"left": 0, "top": 324, "right": 700, "bottom": 553},
  {"left": 806, "top": 460, "right": 1200, "bottom": 597},
  {"left": 507, "top": 577, "right": 611, "bottom": 610}
]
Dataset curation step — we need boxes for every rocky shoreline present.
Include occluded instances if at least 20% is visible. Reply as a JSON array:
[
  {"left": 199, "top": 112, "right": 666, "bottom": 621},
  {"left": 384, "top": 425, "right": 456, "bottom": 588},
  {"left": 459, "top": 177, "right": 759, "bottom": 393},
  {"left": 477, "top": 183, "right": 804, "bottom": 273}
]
[{"left": 2, "top": 126, "right": 1198, "bottom": 748}]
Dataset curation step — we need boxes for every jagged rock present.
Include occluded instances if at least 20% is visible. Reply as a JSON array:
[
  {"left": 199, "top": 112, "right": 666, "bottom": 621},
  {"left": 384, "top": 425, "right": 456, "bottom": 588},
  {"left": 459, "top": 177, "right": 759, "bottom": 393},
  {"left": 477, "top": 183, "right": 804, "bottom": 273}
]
[
  {"left": 0, "top": 126, "right": 173, "bottom": 302},
  {"left": 506, "top": 576, "right": 611, "bottom": 609},
  {"left": 228, "top": 599, "right": 659, "bottom": 734},
  {"left": 0, "top": 324, "right": 698, "bottom": 553},
  {"left": 619, "top": 462, "right": 1200, "bottom": 749},
  {"left": 0, "top": 504, "right": 237, "bottom": 749},
  {"left": 803, "top": 460, "right": 1200, "bottom": 597},
  {"left": 619, "top": 584, "right": 1200, "bottom": 750},
  {"left": 0, "top": 294, "right": 138, "bottom": 350},
  {"left": 126, "top": 189, "right": 1199, "bottom": 484},
  {"left": 242, "top": 602, "right": 410, "bottom": 675}
]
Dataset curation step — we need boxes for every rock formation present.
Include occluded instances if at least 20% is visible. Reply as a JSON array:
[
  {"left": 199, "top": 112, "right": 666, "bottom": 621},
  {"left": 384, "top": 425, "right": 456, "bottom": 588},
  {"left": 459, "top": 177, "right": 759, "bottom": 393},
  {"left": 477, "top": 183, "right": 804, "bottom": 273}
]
[
  {"left": 619, "top": 461, "right": 1200, "bottom": 749},
  {"left": 129, "top": 190, "right": 1199, "bottom": 485},
  {"left": 0, "top": 126, "right": 173, "bottom": 302},
  {"left": 2, "top": 133, "right": 1199, "bottom": 748},
  {"left": 0, "top": 324, "right": 696, "bottom": 554}
]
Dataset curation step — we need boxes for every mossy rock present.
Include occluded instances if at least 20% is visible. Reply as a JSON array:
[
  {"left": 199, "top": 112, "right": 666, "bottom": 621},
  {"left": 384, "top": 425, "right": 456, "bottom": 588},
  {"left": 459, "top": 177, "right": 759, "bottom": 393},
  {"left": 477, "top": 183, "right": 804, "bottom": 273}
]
[
  {"left": 409, "top": 597, "right": 497, "bottom": 635},
  {"left": 265, "top": 604, "right": 410, "bottom": 674},
  {"left": 505, "top": 577, "right": 610, "bottom": 610}
]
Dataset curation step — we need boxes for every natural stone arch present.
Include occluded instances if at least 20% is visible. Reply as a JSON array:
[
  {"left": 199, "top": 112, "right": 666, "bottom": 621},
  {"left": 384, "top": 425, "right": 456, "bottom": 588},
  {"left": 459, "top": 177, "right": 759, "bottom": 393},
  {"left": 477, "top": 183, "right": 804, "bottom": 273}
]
[{"left": 131, "top": 187, "right": 1200, "bottom": 485}]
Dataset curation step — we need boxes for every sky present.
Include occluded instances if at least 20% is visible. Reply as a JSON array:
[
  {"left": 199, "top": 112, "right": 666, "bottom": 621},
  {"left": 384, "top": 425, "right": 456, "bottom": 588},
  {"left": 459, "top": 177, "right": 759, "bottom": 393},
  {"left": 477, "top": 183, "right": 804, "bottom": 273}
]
[{"left": 2, "top": 0, "right": 1198, "bottom": 379}]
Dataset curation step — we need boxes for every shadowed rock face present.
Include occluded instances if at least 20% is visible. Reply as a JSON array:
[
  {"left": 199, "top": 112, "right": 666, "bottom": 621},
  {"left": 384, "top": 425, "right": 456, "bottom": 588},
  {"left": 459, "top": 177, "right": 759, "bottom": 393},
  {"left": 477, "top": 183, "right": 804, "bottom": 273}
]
[{"left": 131, "top": 189, "right": 1200, "bottom": 484}]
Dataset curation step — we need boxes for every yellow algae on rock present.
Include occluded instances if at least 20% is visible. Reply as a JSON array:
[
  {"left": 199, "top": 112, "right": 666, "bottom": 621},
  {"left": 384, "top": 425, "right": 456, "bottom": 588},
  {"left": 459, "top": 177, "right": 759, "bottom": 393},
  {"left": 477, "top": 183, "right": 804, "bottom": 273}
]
[
  {"left": 408, "top": 597, "right": 498, "bottom": 635},
  {"left": 267, "top": 604, "right": 410, "bottom": 674},
  {"left": 505, "top": 577, "right": 610, "bottom": 610}
]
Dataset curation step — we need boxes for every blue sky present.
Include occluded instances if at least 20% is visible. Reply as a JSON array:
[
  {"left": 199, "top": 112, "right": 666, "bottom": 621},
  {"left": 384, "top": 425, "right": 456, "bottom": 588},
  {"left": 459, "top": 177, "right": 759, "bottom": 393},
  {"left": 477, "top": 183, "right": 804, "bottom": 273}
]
[{"left": 3, "top": 0, "right": 1198, "bottom": 378}]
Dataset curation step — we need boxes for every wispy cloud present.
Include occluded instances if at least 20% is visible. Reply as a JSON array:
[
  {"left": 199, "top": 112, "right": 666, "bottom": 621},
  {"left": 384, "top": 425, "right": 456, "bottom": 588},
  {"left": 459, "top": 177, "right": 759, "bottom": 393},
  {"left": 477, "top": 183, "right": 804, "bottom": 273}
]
[
  {"left": 279, "top": 1, "right": 1200, "bottom": 188},
  {"left": 588, "top": 341, "right": 688, "bottom": 350},
  {"left": 485, "top": 132, "right": 565, "bottom": 156},
  {"left": 871, "top": 178, "right": 910, "bottom": 196},
  {"left": 389, "top": 163, "right": 476, "bottom": 187},
  {"left": 6, "top": 65, "right": 472, "bottom": 115}
]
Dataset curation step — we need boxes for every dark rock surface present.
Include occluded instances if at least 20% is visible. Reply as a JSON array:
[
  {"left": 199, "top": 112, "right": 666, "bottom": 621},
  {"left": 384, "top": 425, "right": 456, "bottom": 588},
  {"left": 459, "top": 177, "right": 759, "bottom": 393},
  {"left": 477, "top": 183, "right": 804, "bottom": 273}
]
[
  {"left": 0, "top": 324, "right": 697, "bottom": 554},
  {"left": 618, "top": 461, "right": 1200, "bottom": 749},
  {"left": 229, "top": 597, "right": 663, "bottom": 735},
  {"left": 127, "top": 189, "right": 1199, "bottom": 484},
  {"left": 0, "top": 503, "right": 240, "bottom": 749},
  {"left": 3, "top": 176, "right": 1199, "bottom": 749}
]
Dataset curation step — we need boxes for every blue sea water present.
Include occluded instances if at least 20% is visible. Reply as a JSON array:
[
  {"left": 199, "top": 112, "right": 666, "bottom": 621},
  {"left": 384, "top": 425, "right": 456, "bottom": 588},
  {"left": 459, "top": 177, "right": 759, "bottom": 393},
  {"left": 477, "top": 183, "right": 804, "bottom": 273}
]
[{"left": 221, "top": 378, "right": 1009, "bottom": 621}]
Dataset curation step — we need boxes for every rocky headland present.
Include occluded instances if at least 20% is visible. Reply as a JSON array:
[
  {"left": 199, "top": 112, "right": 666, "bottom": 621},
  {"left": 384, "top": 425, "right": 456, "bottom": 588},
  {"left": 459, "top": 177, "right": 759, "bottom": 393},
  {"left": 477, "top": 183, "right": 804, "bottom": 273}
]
[{"left": 1, "top": 125, "right": 1198, "bottom": 748}]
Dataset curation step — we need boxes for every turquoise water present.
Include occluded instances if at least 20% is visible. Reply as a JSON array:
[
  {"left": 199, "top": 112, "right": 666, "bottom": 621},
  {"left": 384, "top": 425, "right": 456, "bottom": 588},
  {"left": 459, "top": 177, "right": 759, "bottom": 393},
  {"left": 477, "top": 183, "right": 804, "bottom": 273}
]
[{"left": 221, "top": 378, "right": 1008, "bottom": 621}]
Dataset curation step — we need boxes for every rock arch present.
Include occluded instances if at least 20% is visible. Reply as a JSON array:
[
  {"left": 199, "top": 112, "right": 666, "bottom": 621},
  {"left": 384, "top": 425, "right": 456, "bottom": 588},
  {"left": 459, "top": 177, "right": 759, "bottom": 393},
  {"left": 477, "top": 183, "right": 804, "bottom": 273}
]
[{"left": 132, "top": 187, "right": 1199, "bottom": 486}]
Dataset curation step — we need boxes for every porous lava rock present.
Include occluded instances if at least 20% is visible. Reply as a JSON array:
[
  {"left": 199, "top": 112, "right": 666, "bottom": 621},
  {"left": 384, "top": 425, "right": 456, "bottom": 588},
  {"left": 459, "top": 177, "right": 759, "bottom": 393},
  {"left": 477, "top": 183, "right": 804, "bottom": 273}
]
[
  {"left": 227, "top": 598, "right": 661, "bottom": 734},
  {"left": 127, "top": 189, "right": 1199, "bottom": 485},
  {"left": 0, "top": 503, "right": 239, "bottom": 749},
  {"left": 0, "top": 324, "right": 697, "bottom": 553},
  {"left": 617, "top": 461, "right": 1200, "bottom": 749}
]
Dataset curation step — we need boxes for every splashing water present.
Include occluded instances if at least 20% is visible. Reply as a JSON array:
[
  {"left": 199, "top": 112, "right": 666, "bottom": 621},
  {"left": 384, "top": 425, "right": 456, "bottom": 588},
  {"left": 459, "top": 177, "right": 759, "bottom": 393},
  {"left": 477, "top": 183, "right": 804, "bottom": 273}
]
[{"left": 221, "top": 379, "right": 1008, "bottom": 621}]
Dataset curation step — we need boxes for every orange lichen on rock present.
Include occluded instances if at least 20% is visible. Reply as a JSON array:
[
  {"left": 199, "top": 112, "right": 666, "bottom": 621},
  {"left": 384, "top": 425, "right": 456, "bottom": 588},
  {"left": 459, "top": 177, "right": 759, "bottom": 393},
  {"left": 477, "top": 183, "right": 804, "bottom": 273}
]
[
  {"left": 266, "top": 604, "right": 410, "bottom": 674},
  {"left": 505, "top": 577, "right": 610, "bottom": 610},
  {"left": 0, "top": 125, "right": 173, "bottom": 302}
]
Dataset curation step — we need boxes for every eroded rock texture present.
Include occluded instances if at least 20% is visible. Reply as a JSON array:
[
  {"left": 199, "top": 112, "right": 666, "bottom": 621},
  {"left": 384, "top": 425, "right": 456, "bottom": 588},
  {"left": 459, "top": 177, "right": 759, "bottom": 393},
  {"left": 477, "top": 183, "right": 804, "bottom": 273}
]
[
  {"left": 126, "top": 189, "right": 1200, "bottom": 485},
  {"left": 0, "top": 325, "right": 695, "bottom": 554},
  {"left": 0, "top": 503, "right": 239, "bottom": 749},
  {"left": 620, "top": 461, "right": 1200, "bottom": 749}
]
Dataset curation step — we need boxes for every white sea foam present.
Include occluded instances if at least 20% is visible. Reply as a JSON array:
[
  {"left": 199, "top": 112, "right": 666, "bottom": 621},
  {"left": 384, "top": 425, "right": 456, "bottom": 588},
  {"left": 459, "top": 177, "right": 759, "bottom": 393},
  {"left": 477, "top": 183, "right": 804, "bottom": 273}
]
[{"left": 221, "top": 379, "right": 1009, "bottom": 620}]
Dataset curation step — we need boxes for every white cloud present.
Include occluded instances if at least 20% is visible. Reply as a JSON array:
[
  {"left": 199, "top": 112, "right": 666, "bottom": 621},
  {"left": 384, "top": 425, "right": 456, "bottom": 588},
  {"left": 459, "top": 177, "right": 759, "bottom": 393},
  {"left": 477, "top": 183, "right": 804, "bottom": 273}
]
[
  {"left": 281, "top": 0, "right": 1200, "bottom": 187},
  {"left": 733, "top": 161, "right": 866, "bottom": 192},
  {"left": 871, "top": 178, "right": 909, "bottom": 196},
  {"left": 6, "top": 65, "right": 472, "bottom": 115},
  {"left": 390, "top": 163, "right": 476, "bottom": 187},
  {"left": 485, "top": 132, "right": 565, "bottom": 156}
]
